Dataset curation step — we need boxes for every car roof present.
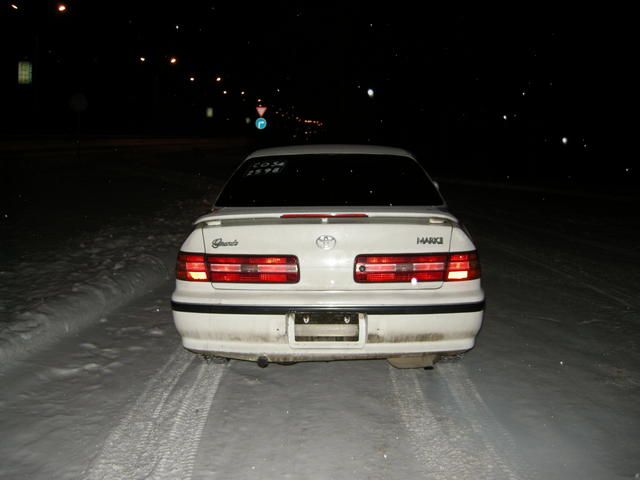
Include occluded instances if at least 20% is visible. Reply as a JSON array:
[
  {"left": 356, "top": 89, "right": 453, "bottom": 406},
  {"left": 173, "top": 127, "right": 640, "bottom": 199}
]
[{"left": 246, "top": 144, "right": 416, "bottom": 159}]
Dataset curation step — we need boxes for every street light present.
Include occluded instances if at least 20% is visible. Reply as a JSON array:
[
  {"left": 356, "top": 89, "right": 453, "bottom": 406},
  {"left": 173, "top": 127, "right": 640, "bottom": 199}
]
[
  {"left": 169, "top": 57, "right": 177, "bottom": 65},
  {"left": 57, "top": 3, "right": 67, "bottom": 13}
]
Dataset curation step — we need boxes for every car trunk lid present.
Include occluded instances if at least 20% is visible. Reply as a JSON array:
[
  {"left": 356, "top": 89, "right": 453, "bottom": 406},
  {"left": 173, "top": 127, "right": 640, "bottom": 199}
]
[{"left": 199, "top": 207, "right": 455, "bottom": 291}]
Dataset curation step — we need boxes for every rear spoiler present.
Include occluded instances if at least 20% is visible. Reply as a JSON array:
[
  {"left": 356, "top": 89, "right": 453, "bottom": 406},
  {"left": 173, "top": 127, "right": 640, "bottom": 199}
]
[{"left": 196, "top": 211, "right": 458, "bottom": 227}]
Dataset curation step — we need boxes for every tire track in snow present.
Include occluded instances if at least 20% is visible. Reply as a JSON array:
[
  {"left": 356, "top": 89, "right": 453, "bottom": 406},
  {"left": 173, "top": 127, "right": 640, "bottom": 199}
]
[
  {"left": 389, "top": 365, "right": 528, "bottom": 480},
  {"left": 389, "top": 366, "right": 477, "bottom": 479},
  {"left": 438, "top": 362, "right": 537, "bottom": 480},
  {"left": 147, "top": 359, "right": 224, "bottom": 479},
  {"left": 85, "top": 347, "right": 224, "bottom": 480}
]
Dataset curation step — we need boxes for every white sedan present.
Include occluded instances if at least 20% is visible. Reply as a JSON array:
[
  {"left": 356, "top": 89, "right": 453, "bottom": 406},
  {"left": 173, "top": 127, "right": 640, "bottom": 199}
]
[{"left": 171, "top": 145, "right": 484, "bottom": 368}]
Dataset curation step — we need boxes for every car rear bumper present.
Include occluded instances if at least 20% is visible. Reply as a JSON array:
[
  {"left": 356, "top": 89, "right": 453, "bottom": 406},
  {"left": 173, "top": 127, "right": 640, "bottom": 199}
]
[{"left": 171, "top": 301, "right": 484, "bottom": 362}]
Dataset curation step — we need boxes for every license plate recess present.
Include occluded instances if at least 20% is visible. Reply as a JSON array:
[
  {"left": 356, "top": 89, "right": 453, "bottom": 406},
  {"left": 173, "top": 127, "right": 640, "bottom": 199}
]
[{"left": 288, "top": 311, "right": 366, "bottom": 348}]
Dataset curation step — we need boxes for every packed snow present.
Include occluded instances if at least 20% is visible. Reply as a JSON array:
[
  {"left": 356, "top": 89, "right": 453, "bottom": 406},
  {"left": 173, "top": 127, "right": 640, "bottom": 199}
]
[{"left": 0, "top": 142, "right": 638, "bottom": 479}]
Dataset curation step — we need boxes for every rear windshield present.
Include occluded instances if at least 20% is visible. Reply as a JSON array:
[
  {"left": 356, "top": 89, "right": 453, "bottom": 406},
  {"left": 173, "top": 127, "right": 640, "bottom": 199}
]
[{"left": 216, "top": 154, "right": 444, "bottom": 207}]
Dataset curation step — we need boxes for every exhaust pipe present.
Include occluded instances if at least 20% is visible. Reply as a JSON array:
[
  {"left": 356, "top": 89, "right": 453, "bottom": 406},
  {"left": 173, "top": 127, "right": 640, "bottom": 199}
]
[{"left": 257, "top": 356, "right": 269, "bottom": 368}]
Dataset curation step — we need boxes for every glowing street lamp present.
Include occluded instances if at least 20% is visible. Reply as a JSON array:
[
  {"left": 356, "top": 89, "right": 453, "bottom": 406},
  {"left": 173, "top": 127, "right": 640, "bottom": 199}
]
[
  {"left": 10, "top": 4, "right": 19, "bottom": 10},
  {"left": 57, "top": 3, "right": 67, "bottom": 12},
  {"left": 367, "top": 88, "right": 375, "bottom": 98},
  {"left": 139, "top": 56, "right": 146, "bottom": 63},
  {"left": 216, "top": 76, "right": 222, "bottom": 82},
  {"left": 169, "top": 57, "right": 177, "bottom": 65}
]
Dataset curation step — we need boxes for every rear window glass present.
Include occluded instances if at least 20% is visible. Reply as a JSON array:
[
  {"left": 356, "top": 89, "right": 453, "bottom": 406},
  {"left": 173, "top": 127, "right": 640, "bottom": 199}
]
[{"left": 216, "top": 154, "right": 444, "bottom": 207}]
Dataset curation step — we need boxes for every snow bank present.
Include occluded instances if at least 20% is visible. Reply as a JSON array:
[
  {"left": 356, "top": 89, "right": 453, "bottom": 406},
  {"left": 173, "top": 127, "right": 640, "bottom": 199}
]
[
  {"left": 0, "top": 251, "right": 172, "bottom": 367},
  {"left": 0, "top": 172, "right": 221, "bottom": 370}
]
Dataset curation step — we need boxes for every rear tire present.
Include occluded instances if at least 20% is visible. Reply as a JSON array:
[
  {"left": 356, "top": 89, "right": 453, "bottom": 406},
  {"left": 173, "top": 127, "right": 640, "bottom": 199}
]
[
  {"left": 387, "top": 354, "right": 440, "bottom": 369},
  {"left": 201, "top": 354, "right": 229, "bottom": 365}
]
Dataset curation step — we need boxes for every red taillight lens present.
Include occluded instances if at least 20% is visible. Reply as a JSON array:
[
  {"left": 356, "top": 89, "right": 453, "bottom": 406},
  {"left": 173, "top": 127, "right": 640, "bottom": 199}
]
[
  {"left": 176, "top": 253, "right": 208, "bottom": 281},
  {"left": 206, "top": 255, "right": 299, "bottom": 283},
  {"left": 355, "top": 254, "right": 448, "bottom": 283},
  {"left": 446, "top": 252, "right": 481, "bottom": 281},
  {"left": 354, "top": 252, "right": 480, "bottom": 283},
  {"left": 177, "top": 253, "right": 300, "bottom": 283}
]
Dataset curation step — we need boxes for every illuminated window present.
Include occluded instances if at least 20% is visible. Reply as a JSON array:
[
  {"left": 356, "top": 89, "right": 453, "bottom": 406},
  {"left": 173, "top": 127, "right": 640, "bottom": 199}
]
[{"left": 18, "top": 61, "right": 32, "bottom": 85}]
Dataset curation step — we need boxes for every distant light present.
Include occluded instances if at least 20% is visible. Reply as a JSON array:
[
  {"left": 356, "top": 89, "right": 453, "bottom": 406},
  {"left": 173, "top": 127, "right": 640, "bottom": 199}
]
[
  {"left": 561, "top": 137, "right": 568, "bottom": 145},
  {"left": 206, "top": 107, "right": 214, "bottom": 118},
  {"left": 10, "top": 4, "right": 19, "bottom": 10},
  {"left": 502, "top": 114, "right": 508, "bottom": 120},
  {"left": 245, "top": 117, "right": 251, "bottom": 124},
  {"left": 216, "top": 76, "right": 222, "bottom": 82},
  {"left": 17, "top": 61, "right": 32, "bottom": 85},
  {"left": 257, "top": 98, "right": 262, "bottom": 103},
  {"left": 57, "top": 3, "right": 67, "bottom": 12},
  {"left": 139, "top": 57, "right": 146, "bottom": 63},
  {"left": 367, "top": 88, "right": 375, "bottom": 98},
  {"left": 240, "top": 91, "right": 246, "bottom": 95},
  {"left": 175, "top": 25, "right": 180, "bottom": 31},
  {"left": 521, "top": 90, "right": 526, "bottom": 96},
  {"left": 169, "top": 57, "right": 177, "bottom": 64},
  {"left": 222, "top": 90, "right": 228, "bottom": 95},
  {"left": 189, "top": 76, "right": 195, "bottom": 82}
]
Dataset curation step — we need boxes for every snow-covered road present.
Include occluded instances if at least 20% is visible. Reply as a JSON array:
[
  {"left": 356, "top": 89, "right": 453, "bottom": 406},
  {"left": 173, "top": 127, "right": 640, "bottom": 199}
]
[{"left": 1, "top": 143, "right": 638, "bottom": 479}]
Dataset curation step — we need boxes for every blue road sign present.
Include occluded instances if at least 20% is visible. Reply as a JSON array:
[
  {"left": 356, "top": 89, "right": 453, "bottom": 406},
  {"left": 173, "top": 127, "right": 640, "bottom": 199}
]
[{"left": 255, "top": 117, "right": 267, "bottom": 130}]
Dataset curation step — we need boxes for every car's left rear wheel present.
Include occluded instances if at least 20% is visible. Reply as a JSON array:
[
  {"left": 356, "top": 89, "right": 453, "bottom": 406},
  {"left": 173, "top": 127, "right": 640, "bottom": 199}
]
[
  {"left": 201, "top": 354, "right": 229, "bottom": 365},
  {"left": 387, "top": 354, "right": 440, "bottom": 369}
]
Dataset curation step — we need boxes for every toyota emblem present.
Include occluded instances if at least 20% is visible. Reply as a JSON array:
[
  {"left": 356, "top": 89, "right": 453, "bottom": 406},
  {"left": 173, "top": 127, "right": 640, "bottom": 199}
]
[{"left": 316, "top": 235, "right": 337, "bottom": 250}]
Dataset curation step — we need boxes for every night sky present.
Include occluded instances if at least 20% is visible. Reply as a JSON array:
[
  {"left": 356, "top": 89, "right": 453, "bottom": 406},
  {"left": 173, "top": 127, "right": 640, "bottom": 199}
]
[{"left": 1, "top": 3, "right": 633, "bottom": 182}]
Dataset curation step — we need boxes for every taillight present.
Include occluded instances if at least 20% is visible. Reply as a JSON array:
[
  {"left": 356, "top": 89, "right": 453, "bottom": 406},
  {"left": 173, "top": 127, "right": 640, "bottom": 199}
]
[
  {"left": 355, "top": 254, "right": 447, "bottom": 282},
  {"left": 176, "top": 253, "right": 208, "bottom": 281},
  {"left": 177, "top": 253, "right": 300, "bottom": 283},
  {"left": 206, "top": 255, "right": 299, "bottom": 283},
  {"left": 354, "top": 252, "right": 480, "bottom": 283},
  {"left": 445, "top": 252, "right": 481, "bottom": 281}
]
